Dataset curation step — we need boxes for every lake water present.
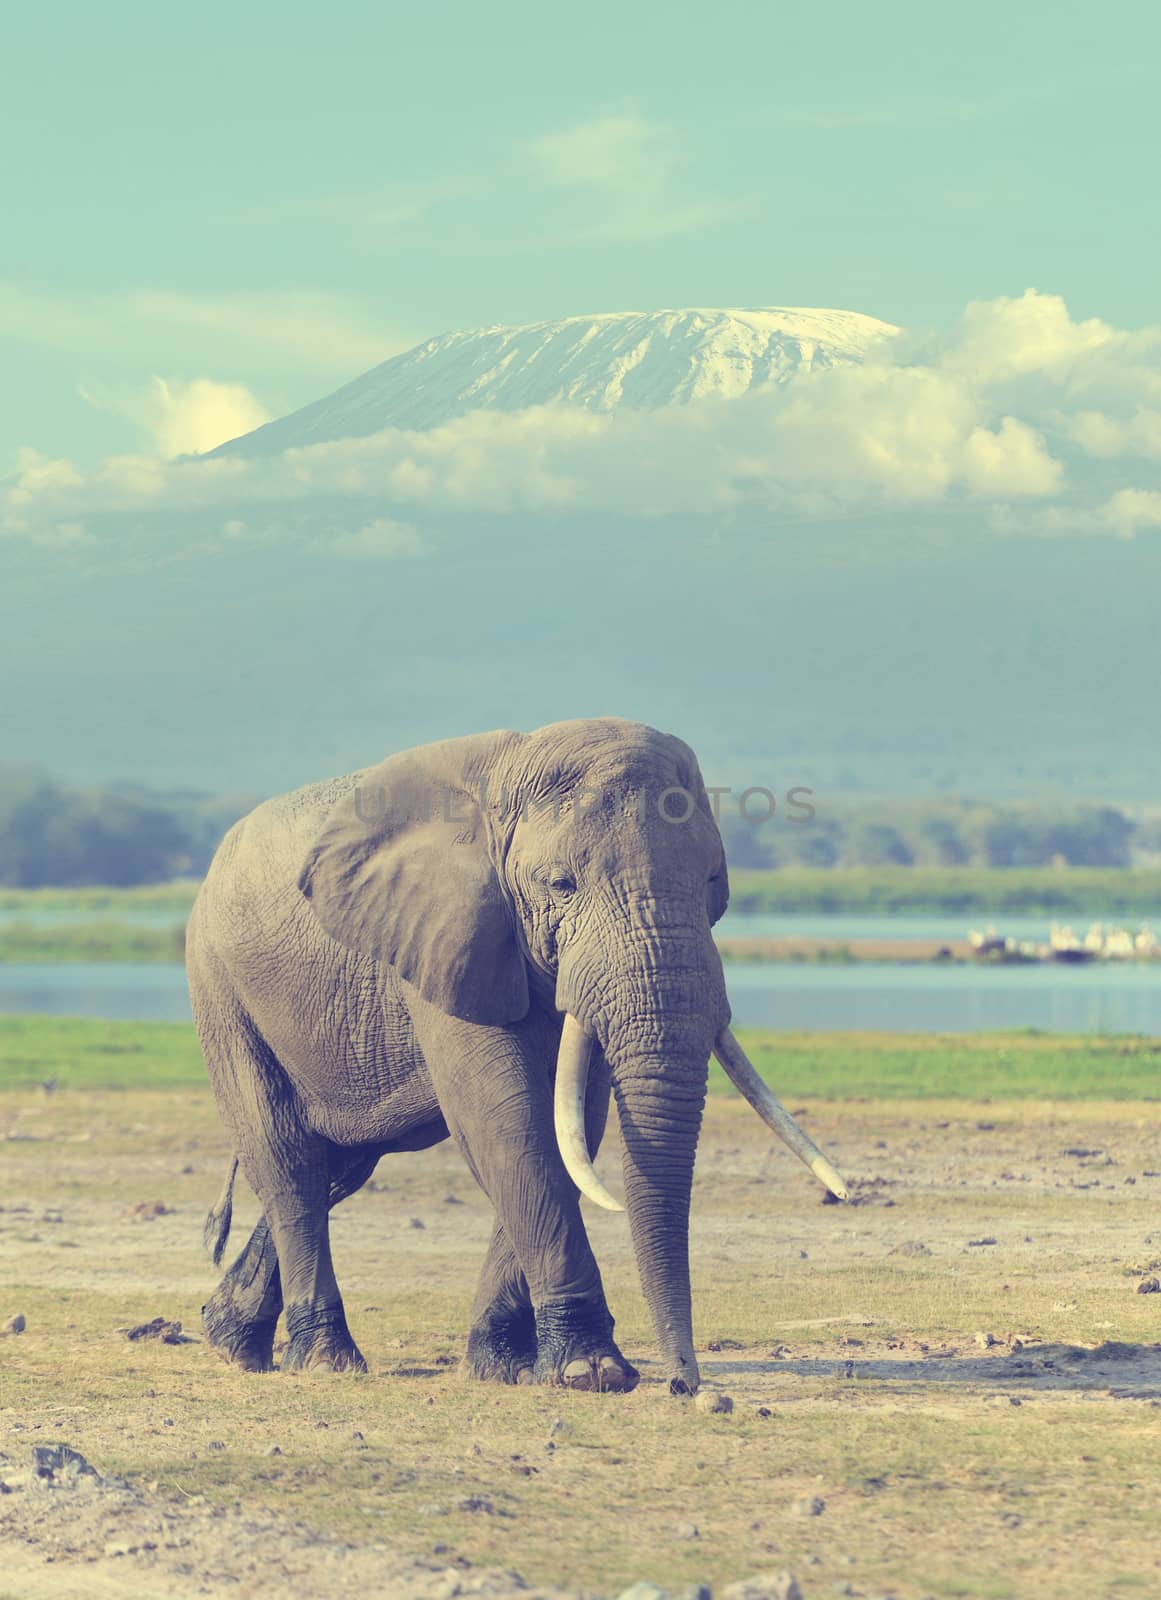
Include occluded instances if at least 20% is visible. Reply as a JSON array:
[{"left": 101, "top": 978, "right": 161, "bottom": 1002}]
[{"left": 4, "top": 958, "right": 1161, "bottom": 1035}]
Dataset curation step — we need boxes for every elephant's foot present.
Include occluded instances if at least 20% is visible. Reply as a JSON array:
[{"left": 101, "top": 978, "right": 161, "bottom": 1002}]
[
  {"left": 533, "top": 1296, "right": 639, "bottom": 1393},
  {"left": 202, "top": 1291, "right": 278, "bottom": 1373},
  {"left": 281, "top": 1301, "right": 367, "bottom": 1373},
  {"left": 462, "top": 1301, "right": 537, "bottom": 1385}
]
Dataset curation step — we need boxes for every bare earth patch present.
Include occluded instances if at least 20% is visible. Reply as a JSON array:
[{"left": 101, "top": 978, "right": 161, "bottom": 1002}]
[{"left": 2, "top": 1085, "right": 1160, "bottom": 1599}]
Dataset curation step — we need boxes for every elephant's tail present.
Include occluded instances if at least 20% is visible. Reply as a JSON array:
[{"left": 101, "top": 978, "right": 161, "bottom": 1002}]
[{"left": 203, "top": 1156, "right": 239, "bottom": 1265}]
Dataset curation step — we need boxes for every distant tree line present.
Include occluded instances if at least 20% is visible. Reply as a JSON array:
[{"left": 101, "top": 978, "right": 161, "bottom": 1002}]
[
  {"left": 0, "top": 766, "right": 253, "bottom": 888},
  {"left": 1, "top": 765, "right": 1157, "bottom": 887},
  {"left": 720, "top": 800, "right": 1157, "bottom": 874}
]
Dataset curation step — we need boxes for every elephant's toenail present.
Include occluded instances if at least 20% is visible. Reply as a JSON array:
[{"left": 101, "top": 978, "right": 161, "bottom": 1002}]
[
  {"left": 563, "top": 1358, "right": 590, "bottom": 1381},
  {"left": 516, "top": 1367, "right": 534, "bottom": 1385}
]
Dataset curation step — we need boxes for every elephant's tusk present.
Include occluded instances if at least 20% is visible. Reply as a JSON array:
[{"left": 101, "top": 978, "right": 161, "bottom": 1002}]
[
  {"left": 554, "top": 1015, "right": 625, "bottom": 1213},
  {"left": 713, "top": 1027, "right": 850, "bottom": 1201}
]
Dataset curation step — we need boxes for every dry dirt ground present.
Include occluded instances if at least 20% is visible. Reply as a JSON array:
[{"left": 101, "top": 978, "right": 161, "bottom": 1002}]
[{"left": 2, "top": 1084, "right": 1160, "bottom": 1600}]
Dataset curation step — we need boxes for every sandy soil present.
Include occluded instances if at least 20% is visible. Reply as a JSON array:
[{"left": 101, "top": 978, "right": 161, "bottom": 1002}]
[
  {"left": 2, "top": 1086, "right": 1160, "bottom": 1599},
  {"left": 717, "top": 939, "right": 973, "bottom": 963}
]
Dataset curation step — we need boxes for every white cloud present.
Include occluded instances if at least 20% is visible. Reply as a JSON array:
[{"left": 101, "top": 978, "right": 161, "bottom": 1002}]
[
  {"left": 961, "top": 416, "right": 1063, "bottom": 497},
  {"left": 1067, "top": 407, "right": 1161, "bottom": 460},
  {"left": 5, "top": 290, "right": 1160, "bottom": 546},
  {"left": 529, "top": 112, "right": 672, "bottom": 190},
  {"left": 939, "top": 290, "right": 1121, "bottom": 383},
  {"left": 85, "top": 376, "right": 272, "bottom": 458},
  {"left": 520, "top": 111, "right": 751, "bottom": 245},
  {"left": 319, "top": 516, "right": 425, "bottom": 560},
  {"left": 1099, "top": 488, "right": 1161, "bottom": 535}
]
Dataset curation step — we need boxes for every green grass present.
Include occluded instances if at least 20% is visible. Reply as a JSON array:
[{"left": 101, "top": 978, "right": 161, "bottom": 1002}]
[
  {"left": 725, "top": 1028, "right": 1161, "bottom": 1101},
  {"left": 0, "top": 879, "right": 199, "bottom": 913},
  {"left": 3, "top": 1014, "right": 1159, "bottom": 1100},
  {"left": 729, "top": 865, "right": 1161, "bottom": 915},
  {"left": 0, "top": 1014, "right": 204, "bottom": 1090},
  {"left": 0, "top": 919, "right": 185, "bottom": 962}
]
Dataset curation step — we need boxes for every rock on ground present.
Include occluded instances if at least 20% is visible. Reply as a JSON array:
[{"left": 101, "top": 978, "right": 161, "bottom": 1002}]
[{"left": 721, "top": 1573, "right": 803, "bottom": 1600}]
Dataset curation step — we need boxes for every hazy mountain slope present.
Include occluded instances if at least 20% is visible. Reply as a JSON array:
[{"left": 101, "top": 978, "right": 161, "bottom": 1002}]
[{"left": 212, "top": 306, "right": 899, "bottom": 456}]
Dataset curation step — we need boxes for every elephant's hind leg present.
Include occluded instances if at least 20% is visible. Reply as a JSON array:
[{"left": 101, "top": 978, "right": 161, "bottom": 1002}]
[
  {"left": 202, "top": 1217, "right": 282, "bottom": 1371},
  {"left": 202, "top": 1151, "right": 378, "bottom": 1372},
  {"left": 463, "top": 1221, "right": 536, "bottom": 1385},
  {"left": 191, "top": 961, "right": 366, "bottom": 1375}
]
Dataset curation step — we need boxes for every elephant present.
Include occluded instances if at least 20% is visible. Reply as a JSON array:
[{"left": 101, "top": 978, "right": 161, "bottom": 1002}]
[{"left": 187, "top": 717, "right": 847, "bottom": 1394}]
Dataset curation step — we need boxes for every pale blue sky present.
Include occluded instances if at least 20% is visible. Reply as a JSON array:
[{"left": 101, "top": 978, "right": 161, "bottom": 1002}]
[{"left": 3, "top": 0, "right": 1159, "bottom": 466}]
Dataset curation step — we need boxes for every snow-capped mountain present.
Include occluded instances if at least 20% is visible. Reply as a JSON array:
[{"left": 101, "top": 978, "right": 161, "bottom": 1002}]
[{"left": 213, "top": 306, "right": 899, "bottom": 456}]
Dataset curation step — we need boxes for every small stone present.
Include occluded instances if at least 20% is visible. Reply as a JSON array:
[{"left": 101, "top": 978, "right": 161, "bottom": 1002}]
[
  {"left": 2, "top": 1314, "right": 26, "bottom": 1336},
  {"left": 409, "top": 1217, "right": 426, "bottom": 1229},
  {"left": 1010, "top": 1338, "right": 1025, "bottom": 1353},
  {"left": 351, "top": 1429, "right": 364, "bottom": 1440},
  {"left": 791, "top": 1495, "right": 825, "bottom": 1517},
  {"left": 671, "top": 1518, "right": 700, "bottom": 1540},
  {"left": 615, "top": 1585, "right": 669, "bottom": 1600},
  {"left": 121, "top": 1200, "right": 174, "bottom": 1221},
  {"left": 123, "top": 1317, "right": 185, "bottom": 1344},
  {"left": 265, "top": 1445, "right": 282, "bottom": 1456},
  {"left": 1137, "top": 1276, "right": 1160, "bottom": 1294},
  {"left": 974, "top": 1331, "right": 998, "bottom": 1349},
  {"left": 694, "top": 1389, "right": 733, "bottom": 1414},
  {"left": 547, "top": 1417, "right": 573, "bottom": 1439},
  {"left": 721, "top": 1572, "right": 803, "bottom": 1600},
  {"left": 103, "top": 1540, "right": 137, "bottom": 1558},
  {"left": 456, "top": 1495, "right": 498, "bottom": 1515},
  {"left": 31, "top": 1445, "right": 98, "bottom": 1481},
  {"left": 162, "top": 1418, "right": 174, "bottom": 1427}
]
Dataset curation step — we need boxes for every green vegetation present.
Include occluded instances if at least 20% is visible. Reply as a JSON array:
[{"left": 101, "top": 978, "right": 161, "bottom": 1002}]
[
  {"left": 0, "top": 1015, "right": 204, "bottom": 1090},
  {"left": 722, "top": 796, "right": 1157, "bottom": 872},
  {"left": 0, "top": 880, "right": 199, "bottom": 913},
  {"left": 0, "top": 919, "right": 185, "bottom": 963},
  {"left": 0, "top": 759, "right": 246, "bottom": 887},
  {"left": 729, "top": 864, "right": 1161, "bottom": 915},
  {"left": 1, "top": 866, "right": 1159, "bottom": 954},
  {"left": 4, "top": 1014, "right": 1159, "bottom": 1100}
]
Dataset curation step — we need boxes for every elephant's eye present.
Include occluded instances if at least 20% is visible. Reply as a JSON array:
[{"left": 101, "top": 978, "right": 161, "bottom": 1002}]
[{"left": 546, "top": 868, "right": 577, "bottom": 898}]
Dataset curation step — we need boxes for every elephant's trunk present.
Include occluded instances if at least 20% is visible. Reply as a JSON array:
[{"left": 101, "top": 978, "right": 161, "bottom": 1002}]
[
  {"left": 552, "top": 903, "right": 848, "bottom": 1393},
  {"left": 554, "top": 1013, "right": 706, "bottom": 1388},
  {"left": 612, "top": 1051, "right": 707, "bottom": 1392}
]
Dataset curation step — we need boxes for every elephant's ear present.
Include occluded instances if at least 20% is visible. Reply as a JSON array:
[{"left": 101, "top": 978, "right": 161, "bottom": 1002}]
[
  {"left": 298, "top": 732, "right": 529, "bottom": 1026},
  {"left": 686, "top": 760, "right": 730, "bottom": 927}
]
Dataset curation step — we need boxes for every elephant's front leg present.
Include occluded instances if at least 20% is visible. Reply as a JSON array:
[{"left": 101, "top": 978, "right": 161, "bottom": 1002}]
[
  {"left": 409, "top": 995, "right": 637, "bottom": 1393},
  {"left": 463, "top": 1220, "right": 536, "bottom": 1384}
]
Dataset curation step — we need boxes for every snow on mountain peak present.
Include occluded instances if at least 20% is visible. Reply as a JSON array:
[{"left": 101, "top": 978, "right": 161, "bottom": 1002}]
[{"left": 213, "top": 305, "right": 900, "bottom": 457}]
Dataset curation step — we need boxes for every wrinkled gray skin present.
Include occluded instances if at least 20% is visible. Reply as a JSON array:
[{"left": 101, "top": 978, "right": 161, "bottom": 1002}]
[{"left": 187, "top": 718, "right": 729, "bottom": 1393}]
